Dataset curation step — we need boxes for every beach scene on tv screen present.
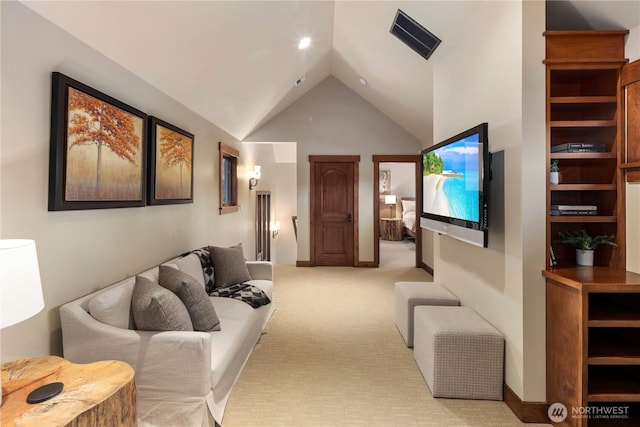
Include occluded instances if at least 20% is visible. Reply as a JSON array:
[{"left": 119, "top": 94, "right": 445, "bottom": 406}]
[{"left": 423, "top": 135, "right": 480, "bottom": 223}]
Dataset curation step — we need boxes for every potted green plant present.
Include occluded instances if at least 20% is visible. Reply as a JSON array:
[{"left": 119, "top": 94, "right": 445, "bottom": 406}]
[
  {"left": 550, "top": 160, "right": 559, "bottom": 185},
  {"left": 556, "top": 230, "right": 617, "bottom": 266}
]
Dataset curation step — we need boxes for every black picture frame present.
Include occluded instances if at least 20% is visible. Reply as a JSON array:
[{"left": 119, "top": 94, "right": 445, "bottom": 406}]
[
  {"left": 48, "top": 72, "right": 147, "bottom": 211},
  {"left": 147, "top": 117, "right": 194, "bottom": 205}
]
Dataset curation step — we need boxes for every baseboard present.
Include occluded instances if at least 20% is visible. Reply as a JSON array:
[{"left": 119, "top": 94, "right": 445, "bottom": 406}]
[
  {"left": 296, "top": 260, "right": 378, "bottom": 267},
  {"left": 297, "top": 260, "right": 420, "bottom": 269},
  {"left": 503, "top": 384, "right": 549, "bottom": 424},
  {"left": 420, "top": 262, "right": 434, "bottom": 276},
  {"left": 355, "top": 261, "right": 376, "bottom": 268}
]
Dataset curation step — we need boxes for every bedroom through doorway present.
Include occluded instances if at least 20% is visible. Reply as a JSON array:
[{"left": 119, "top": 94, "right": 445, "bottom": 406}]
[{"left": 373, "top": 155, "right": 421, "bottom": 268}]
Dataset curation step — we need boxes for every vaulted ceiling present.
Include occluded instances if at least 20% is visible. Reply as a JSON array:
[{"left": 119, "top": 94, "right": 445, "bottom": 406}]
[{"left": 22, "top": 1, "right": 640, "bottom": 145}]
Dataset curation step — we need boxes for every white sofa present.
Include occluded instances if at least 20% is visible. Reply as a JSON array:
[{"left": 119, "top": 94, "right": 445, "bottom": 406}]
[{"left": 59, "top": 250, "right": 275, "bottom": 427}]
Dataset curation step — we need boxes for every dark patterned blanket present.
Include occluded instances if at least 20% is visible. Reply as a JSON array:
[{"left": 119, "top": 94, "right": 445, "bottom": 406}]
[
  {"left": 183, "top": 247, "right": 271, "bottom": 309},
  {"left": 210, "top": 283, "right": 271, "bottom": 309}
]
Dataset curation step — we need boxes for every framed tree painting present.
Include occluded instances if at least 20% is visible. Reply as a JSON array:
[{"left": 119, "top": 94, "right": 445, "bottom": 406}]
[
  {"left": 48, "top": 72, "right": 147, "bottom": 210},
  {"left": 147, "top": 117, "right": 194, "bottom": 205}
]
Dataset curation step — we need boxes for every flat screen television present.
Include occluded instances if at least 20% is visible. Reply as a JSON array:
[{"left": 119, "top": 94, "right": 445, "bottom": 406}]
[{"left": 420, "top": 122, "right": 490, "bottom": 248}]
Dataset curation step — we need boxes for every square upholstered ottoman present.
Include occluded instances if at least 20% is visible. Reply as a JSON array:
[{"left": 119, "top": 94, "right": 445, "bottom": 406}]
[
  {"left": 413, "top": 306, "right": 504, "bottom": 400},
  {"left": 394, "top": 282, "right": 460, "bottom": 347}
]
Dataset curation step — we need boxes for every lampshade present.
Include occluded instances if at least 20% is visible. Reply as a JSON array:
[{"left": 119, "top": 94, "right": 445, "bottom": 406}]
[
  {"left": 0, "top": 239, "right": 45, "bottom": 328},
  {"left": 252, "top": 165, "right": 262, "bottom": 180},
  {"left": 249, "top": 165, "right": 262, "bottom": 190},
  {"left": 384, "top": 195, "right": 397, "bottom": 205},
  {"left": 272, "top": 220, "right": 281, "bottom": 238}
]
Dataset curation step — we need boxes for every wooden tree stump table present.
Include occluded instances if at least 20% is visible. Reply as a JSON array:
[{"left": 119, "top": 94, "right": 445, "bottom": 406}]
[
  {"left": 1, "top": 356, "right": 136, "bottom": 427},
  {"left": 380, "top": 217, "right": 403, "bottom": 241}
]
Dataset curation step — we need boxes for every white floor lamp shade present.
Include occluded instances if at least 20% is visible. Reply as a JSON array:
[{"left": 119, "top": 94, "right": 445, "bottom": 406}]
[{"left": 0, "top": 239, "right": 45, "bottom": 328}]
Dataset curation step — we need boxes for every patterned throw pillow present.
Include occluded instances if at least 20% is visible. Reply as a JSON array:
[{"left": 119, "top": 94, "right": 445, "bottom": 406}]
[
  {"left": 131, "top": 276, "right": 193, "bottom": 331},
  {"left": 158, "top": 266, "right": 221, "bottom": 332},
  {"left": 182, "top": 247, "right": 215, "bottom": 293}
]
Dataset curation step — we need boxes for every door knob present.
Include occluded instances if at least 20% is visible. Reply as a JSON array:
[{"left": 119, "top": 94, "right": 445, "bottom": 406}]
[{"left": 346, "top": 213, "right": 352, "bottom": 223}]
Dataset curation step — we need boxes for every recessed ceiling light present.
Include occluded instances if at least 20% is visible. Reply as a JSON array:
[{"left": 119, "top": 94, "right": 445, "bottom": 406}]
[
  {"left": 359, "top": 77, "right": 367, "bottom": 86},
  {"left": 298, "top": 37, "right": 311, "bottom": 50}
]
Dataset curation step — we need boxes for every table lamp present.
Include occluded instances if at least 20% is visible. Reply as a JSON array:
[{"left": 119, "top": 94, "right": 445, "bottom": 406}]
[
  {"left": 0, "top": 239, "right": 61, "bottom": 405},
  {"left": 384, "top": 195, "right": 397, "bottom": 218}
]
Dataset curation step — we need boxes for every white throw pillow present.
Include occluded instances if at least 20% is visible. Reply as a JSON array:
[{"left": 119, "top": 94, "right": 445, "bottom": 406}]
[
  {"left": 88, "top": 279, "right": 135, "bottom": 329},
  {"left": 174, "top": 253, "right": 206, "bottom": 289}
]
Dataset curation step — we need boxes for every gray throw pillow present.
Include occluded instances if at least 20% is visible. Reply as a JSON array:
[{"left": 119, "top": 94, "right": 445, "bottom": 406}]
[
  {"left": 158, "top": 265, "right": 221, "bottom": 332},
  {"left": 131, "top": 276, "right": 193, "bottom": 331},
  {"left": 209, "top": 245, "right": 252, "bottom": 288}
]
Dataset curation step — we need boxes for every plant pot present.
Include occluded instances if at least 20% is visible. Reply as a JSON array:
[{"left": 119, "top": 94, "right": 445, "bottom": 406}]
[
  {"left": 576, "top": 249, "right": 594, "bottom": 266},
  {"left": 550, "top": 171, "right": 559, "bottom": 185}
]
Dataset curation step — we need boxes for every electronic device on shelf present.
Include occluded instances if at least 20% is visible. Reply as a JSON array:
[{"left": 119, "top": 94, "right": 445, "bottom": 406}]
[
  {"left": 550, "top": 204, "right": 598, "bottom": 216},
  {"left": 550, "top": 142, "right": 606, "bottom": 153}
]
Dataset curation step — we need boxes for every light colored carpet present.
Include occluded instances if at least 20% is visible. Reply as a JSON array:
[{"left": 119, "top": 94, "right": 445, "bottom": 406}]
[
  {"left": 380, "top": 239, "right": 417, "bottom": 269},
  {"left": 223, "top": 243, "right": 550, "bottom": 427}
]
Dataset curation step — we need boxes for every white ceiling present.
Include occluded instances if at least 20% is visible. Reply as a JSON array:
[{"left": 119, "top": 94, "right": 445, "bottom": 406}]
[{"left": 22, "top": 1, "right": 640, "bottom": 145}]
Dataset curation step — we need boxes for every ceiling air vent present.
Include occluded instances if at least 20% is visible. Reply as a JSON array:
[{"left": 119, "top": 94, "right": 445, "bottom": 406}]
[{"left": 390, "top": 9, "right": 441, "bottom": 61}]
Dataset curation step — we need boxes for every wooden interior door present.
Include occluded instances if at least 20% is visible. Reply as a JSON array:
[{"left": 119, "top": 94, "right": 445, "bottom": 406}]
[{"left": 310, "top": 156, "right": 359, "bottom": 266}]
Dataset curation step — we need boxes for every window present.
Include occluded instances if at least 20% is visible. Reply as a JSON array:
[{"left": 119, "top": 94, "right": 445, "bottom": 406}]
[{"left": 219, "top": 142, "right": 239, "bottom": 214}]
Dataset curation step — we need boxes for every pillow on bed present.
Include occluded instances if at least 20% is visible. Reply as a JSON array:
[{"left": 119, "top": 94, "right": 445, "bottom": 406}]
[{"left": 401, "top": 199, "right": 416, "bottom": 213}]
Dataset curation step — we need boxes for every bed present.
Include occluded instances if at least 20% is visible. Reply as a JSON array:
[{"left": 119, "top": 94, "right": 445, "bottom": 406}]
[{"left": 400, "top": 197, "right": 417, "bottom": 239}]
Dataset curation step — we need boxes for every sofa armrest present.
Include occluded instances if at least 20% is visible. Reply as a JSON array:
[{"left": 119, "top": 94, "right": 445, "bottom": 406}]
[
  {"left": 246, "top": 261, "right": 273, "bottom": 281},
  {"left": 60, "top": 302, "right": 212, "bottom": 396}
]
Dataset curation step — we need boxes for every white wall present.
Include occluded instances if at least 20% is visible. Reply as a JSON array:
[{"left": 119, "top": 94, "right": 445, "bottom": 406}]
[
  {"left": 240, "top": 141, "right": 297, "bottom": 265},
  {"left": 380, "top": 162, "right": 415, "bottom": 198},
  {"left": 0, "top": 2, "right": 271, "bottom": 361},
  {"left": 521, "top": 0, "right": 547, "bottom": 402},
  {"left": 430, "top": 1, "right": 546, "bottom": 401},
  {"left": 273, "top": 162, "right": 297, "bottom": 265},
  {"left": 246, "top": 76, "right": 422, "bottom": 263}
]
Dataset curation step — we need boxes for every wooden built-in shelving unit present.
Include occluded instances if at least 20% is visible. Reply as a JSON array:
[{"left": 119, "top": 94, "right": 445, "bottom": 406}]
[
  {"left": 544, "top": 31, "right": 628, "bottom": 270},
  {"left": 544, "top": 31, "right": 640, "bottom": 427}
]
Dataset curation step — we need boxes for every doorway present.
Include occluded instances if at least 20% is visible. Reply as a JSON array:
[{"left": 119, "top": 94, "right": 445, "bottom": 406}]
[
  {"left": 309, "top": 155, "right": 360, "bottom": 266},
  {"left": 255, "top": 191, "right": 271, "bottom": 261},
  {"left": 373, "top": 155, "right": 422, "bottom": 269}
]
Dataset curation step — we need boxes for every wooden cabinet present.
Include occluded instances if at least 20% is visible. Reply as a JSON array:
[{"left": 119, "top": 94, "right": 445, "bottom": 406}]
[
  {"left": 621, "top": 59, "right": 640, "bottom": 182},
  {"left": 544, "top": 31, "right": 628, "bottom": 269},
  {"left": 544, "top": 268, "right": 640, "bottom": 427}
]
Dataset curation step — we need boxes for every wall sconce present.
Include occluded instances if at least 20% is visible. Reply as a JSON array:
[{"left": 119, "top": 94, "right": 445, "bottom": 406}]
[
  {"left": 272, "top": 221, "right": 281, "bottom": 238},
  {"left": 384, "top": 194, "right": 397, "bottom": 218},
  {"left": 249, "top": 165, "right": 261, "bottom": 190}
]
